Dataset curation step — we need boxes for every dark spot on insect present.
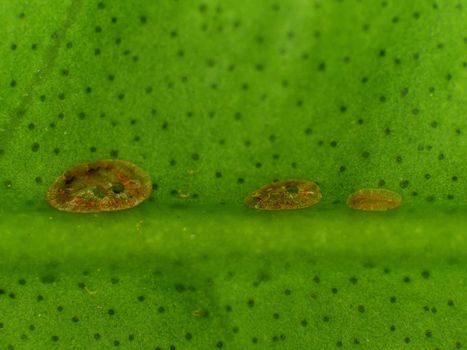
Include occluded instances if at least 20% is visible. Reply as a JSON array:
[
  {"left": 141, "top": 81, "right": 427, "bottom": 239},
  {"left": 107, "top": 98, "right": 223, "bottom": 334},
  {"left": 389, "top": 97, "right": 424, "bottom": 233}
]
[
  {"left": 111, "top": 183, "right": 125, "bottom": 194},
  {"left": 286, "top": 185, "right": 299, "bottom": 194},
  {"left": 92, "top": 186, "right": 106, "bottom": 199}
]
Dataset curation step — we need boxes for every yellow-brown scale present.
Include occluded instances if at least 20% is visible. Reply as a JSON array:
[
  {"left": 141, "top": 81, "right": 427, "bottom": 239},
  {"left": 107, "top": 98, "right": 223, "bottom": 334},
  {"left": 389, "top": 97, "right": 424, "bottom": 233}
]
[
  {"left": 245, "top": 179, "right": 322, "bottom": 210},
  {"left": 46, "top": 159, "right": 152, "bottom": 213},
  {"left": 347, "top": 188, "right": 401, "bottom": 211}
]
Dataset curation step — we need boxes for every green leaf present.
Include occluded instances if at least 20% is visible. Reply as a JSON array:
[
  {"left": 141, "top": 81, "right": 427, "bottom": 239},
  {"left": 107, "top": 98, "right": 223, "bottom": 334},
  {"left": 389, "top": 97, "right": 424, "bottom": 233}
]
[{"left": 0, "top": 0, "right": 466, "bottom": 349}]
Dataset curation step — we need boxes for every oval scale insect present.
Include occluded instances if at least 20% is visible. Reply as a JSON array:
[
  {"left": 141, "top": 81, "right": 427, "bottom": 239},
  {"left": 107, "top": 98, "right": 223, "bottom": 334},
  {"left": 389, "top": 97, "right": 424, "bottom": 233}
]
[
  {"left": 346, "top": 188, "right": 401, "bottom": 211},
  {"left": 47, "top": 159, "right": 152, "bottom": 213},
  {"left": 244, "top": 179, "right": 322, "bottom": 210}
]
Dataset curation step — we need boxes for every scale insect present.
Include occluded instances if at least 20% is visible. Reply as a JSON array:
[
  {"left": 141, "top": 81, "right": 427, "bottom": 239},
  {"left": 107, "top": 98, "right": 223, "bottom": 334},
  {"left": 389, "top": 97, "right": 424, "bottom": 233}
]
[
  {"left": 46, "top": 159, "right": 152, "bottom": 213},
  {"left": 244, "top": 179, "right": 322, "bottom": 210},
  {"left": 346, "top": 188, "right": 401, "bottom": 211}
]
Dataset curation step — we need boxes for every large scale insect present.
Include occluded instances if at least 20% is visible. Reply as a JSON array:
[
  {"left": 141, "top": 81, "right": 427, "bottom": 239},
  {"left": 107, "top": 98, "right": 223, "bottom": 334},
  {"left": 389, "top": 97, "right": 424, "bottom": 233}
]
[{"left": 47, "top": 159, "right": 152, "bottom": 213}]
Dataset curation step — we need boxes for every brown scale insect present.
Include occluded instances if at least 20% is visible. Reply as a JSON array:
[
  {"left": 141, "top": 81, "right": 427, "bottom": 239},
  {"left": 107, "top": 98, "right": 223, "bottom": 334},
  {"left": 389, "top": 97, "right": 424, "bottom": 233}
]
[
  {"left": 47, "top": 159, "right": 152, "bottom": 213},
  {"left": 244, "top": 179, "right": 322, "bottom": 210},
  {"left": 346, "top": 188, "right": 401, "bottom": 211}
]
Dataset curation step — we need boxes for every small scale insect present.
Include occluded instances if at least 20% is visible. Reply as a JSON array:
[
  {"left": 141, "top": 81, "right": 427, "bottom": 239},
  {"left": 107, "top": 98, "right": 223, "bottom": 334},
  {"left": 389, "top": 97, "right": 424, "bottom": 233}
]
[
  {"left": 244, "top": 179, "right": 322, "bottom": 210},
  {"left": 176, "top": 188, "right": 191, "bottom": 199},
  {"left": 191, "top": 309, "right": 209, "bottom": 317},
  {"left": 47, "top": 159, "right": 152, "bottom": 213},
  {"left": 346, "top": 188, "right": 401, "bottom": 211}
]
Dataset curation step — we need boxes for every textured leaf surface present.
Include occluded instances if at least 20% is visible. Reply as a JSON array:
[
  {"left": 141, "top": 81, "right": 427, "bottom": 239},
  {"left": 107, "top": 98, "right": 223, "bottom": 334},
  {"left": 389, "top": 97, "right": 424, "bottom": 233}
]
[{"left": 0, "top": 0, "right": 466, "bottom": 349}]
